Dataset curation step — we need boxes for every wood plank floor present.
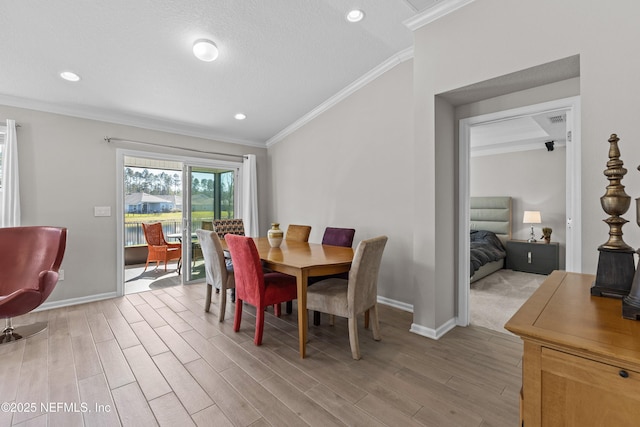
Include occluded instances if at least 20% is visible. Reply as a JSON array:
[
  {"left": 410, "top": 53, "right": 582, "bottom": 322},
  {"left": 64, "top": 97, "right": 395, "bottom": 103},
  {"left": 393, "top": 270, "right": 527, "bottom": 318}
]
[{"left": 0, "top": 284, "right": 522, "bottom": 426}]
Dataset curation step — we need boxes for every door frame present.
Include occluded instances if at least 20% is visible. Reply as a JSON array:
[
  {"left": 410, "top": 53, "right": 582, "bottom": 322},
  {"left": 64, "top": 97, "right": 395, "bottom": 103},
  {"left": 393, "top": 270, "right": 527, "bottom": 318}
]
[
  {"left": 182, "top": 161, "right": 241, "bottom": 284},
  {"left": 116, "top": 148, "right": 243, "bottom": 295},
  {"left": 456, "top": 96, "right": 581, "bottom": 326}
]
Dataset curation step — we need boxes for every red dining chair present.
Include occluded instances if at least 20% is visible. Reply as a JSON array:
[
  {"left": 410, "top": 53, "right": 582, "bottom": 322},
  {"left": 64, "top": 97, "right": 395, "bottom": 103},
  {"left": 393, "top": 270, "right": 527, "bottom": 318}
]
[
  {"left": 310, "top": 227, "right": 356, "bottom": 325},
  {"left": 0, "top": 226, "right": 67, "bottom": 343},
  {"left": 225, "top": 234, "right": 297, "bottom": 345}
]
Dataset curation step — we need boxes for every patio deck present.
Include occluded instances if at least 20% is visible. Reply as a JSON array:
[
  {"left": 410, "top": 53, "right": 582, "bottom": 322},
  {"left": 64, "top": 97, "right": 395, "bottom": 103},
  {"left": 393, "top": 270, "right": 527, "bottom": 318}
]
[{"left": 125, "top": 260, "right": 205, "bottom": 294}]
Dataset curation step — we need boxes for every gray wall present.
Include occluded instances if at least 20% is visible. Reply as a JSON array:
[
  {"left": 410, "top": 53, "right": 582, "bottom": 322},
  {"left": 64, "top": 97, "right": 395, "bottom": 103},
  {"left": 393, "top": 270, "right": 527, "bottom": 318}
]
[
  {"left": 267, "top": 60, "right": 415, "bottom": 306},
  {"left": 413, "top": 0, "right": 640, "bottom": 332},
  {"left": 0, "top": 104, "right": 268, "bottom": 303},
  {"left": 269, "top": 0, "right": 640, "bottom": 336},
  {"left": 6, "top": 0, "right": 640, "bottom": 336},
  {"left": 471, "top": 148, "right": 567, "bottom": 268}
]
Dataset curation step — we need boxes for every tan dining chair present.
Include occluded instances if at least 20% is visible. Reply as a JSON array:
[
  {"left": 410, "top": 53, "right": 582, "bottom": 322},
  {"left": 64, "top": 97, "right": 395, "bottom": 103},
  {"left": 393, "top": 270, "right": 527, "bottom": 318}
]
[
  {"left": 306, "top": 235, "right": 388, "bottom": 360},
  {"left": 285, "top": 224, "right": 312, "bottom": 243},
  {"left": 196, "top": 229, "right": 235, "bottom": 322},
  {"left": 283, "top": 224, "right": 312, "bottom": 314}
]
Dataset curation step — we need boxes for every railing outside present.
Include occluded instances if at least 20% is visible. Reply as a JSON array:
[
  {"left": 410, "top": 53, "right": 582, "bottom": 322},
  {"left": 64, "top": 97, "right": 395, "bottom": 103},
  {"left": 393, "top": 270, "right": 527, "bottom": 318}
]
[{"left": 125, "top": 219, "right": 214, "bottom": 246}]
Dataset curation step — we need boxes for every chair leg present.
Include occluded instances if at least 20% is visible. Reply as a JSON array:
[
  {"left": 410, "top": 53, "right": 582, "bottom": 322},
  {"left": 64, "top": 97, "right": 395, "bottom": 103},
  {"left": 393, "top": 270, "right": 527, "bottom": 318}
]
[
  {"left": 219, "top": 286, "right": 227, "bottom": 322},
  {"left": 348, "top": 317, "right": 361, "bottom": 360},
  {"left": 233, "top": 299, "right": 243, "bottom": 332},
  {"left": 231, "top": 288, "right": 236, "bottom": 303},
  {"left": 204, "top": 283, "right": 212, "bottom": 313},
  {"left": 274, "top": 303, "right": 282, "bottom": 317},
  {"left": 364, "top": 309, "right": 370, "bottom": 329},
  {"left": 0, "top": 318, "right": 48, "bottom": 344},
  {"left": 255, "top": 305, "right": 265, "bottom": 345},
  {"left": 286, "top": 301, "right": 293, "bottom": 314},
  {"left": 370, "top": 305, "right": 381, "bottom": 341},
  {"left": 313, "top": 311, "right": 321, "bottom": 326}
]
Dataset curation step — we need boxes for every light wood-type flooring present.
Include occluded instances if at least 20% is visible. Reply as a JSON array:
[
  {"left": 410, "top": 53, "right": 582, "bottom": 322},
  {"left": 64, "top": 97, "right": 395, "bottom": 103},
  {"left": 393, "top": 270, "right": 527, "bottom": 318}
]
[{"left": 0, "top": 283, "right": 522, "bottom": 426}]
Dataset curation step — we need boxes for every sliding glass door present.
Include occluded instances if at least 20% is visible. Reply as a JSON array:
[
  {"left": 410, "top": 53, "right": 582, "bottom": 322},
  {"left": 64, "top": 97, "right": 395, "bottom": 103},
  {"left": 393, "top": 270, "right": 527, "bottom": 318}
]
[
  {"left": 182, "top": 163, "right": 239, "bottom": 283},
  {"left": 120, "top": 150, "right": 240, "bottom": 294}
]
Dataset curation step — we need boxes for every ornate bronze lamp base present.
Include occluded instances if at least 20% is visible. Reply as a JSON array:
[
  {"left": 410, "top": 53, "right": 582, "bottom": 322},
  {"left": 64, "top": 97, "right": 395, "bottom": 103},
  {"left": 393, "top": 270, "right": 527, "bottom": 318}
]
[
  {"left": 591, "top": 247, "right": 635, "bottom": 298},
  {"left": 623, "top": 296, "right": 640, "bottom": 320},
  {"left": 623, "top": 251, "right": 640, "bottom": 319}
]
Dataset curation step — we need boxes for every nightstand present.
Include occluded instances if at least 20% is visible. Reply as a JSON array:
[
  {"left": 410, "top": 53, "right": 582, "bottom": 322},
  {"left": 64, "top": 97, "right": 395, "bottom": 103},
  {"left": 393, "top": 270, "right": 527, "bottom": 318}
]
[{"left": 506, "top": 240, "right": 559, "bottom": 275}]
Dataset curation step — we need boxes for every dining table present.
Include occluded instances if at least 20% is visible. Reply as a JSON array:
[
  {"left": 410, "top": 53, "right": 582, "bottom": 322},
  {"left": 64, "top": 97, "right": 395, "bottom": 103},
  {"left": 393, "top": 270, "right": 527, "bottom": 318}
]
[{"left": 225, "top": 236, "right": 354, "bottom": 358}]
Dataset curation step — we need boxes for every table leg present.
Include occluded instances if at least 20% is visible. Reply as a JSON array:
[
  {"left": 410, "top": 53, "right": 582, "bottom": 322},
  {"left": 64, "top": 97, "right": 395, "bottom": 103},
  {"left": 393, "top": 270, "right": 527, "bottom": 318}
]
[{"left": 296, "top": 270, "right": 308, "bottom": 358}]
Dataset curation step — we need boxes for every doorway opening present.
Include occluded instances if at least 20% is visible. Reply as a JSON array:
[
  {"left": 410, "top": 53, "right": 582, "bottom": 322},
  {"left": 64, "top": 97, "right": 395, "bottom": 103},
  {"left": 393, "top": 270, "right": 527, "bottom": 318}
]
[{"left": 457, "top": 96, "right": 581, "bottom": 327}]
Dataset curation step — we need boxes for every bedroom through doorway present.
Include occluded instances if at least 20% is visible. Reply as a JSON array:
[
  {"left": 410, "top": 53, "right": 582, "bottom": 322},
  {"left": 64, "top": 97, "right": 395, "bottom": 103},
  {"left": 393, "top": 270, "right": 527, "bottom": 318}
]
[{"left": 458, "top": 95, "right": 581, "bottom": 331}]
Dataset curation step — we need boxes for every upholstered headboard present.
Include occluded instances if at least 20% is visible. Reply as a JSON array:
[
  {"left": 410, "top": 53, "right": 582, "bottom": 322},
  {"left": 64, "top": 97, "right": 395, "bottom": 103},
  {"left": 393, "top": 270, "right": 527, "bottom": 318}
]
[{"left": 470, "top": 197, "right": 512, "bottom": 244}]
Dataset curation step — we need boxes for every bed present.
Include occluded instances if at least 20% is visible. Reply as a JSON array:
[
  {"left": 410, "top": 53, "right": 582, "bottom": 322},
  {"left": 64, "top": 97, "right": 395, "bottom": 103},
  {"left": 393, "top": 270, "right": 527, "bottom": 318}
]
[{"left": 470, "top": 196, "right": 512, "bottom": 283}]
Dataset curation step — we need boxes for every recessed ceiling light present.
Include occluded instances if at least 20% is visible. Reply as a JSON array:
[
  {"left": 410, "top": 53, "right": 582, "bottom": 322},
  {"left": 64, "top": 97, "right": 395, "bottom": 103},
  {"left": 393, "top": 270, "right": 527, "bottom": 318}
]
[
  {"left": 193, "top": 39, "right": 219, "bottom": 62},
  {"left": 346, "top": 9, "right": 364, "bottom": 23},
  {"left": 60, "top": 71, "right": 81, "bottom": 82},
  {"left": 234, "top": 113, "right": 246, "bottom": 120}
]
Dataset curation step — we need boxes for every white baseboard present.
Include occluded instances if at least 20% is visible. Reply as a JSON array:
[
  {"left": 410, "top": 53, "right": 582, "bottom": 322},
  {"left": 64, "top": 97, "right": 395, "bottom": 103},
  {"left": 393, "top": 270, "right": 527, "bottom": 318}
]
[
  {"left": 35, "top": 293, "right": 415, "bottom": 319},
  {"left": 34, "top": 292, "right": 119, "bottom": 312},
  {"left": 409, "top": 317, "right": 457, "bottom": 340},
  {"left": 377, "top": 296, "right": 413, "bottom": 312},
  {"left": 377, "top": 296, "right": 458, "bottom": 340}
]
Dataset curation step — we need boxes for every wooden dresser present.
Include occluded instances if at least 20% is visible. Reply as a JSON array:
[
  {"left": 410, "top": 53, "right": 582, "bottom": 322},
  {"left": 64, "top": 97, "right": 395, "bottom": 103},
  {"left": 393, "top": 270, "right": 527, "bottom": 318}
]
[{"left": 505, "top": 271, "right": 640, "bottom": 426}]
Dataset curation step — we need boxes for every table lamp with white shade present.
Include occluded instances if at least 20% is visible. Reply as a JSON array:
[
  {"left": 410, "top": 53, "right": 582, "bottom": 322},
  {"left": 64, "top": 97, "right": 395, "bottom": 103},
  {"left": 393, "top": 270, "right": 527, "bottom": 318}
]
[{"left": 523, "top": 210, "right": 542, "bottom": 242}]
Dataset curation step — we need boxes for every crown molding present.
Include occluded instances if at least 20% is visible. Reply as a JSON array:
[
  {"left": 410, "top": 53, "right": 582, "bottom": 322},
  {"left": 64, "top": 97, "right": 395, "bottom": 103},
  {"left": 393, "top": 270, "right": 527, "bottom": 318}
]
[
  {"left": 0, "top": 94, "right": 266, "bottom": 149},
  {"left": 403, "top": 0, "right": 476, "bottom": 31},
  {"left": 265, "top": 47, "right": 414, "bottom": 148}
]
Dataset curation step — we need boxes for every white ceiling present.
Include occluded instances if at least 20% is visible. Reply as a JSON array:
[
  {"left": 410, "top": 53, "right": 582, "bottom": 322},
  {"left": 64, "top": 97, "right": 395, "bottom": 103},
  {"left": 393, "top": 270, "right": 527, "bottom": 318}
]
[
  {"left": 470, "top": 110, "right": 568, "bottom": 157},
  {"left": 0, "top": 0, "right": 449, "bottom": 147}
]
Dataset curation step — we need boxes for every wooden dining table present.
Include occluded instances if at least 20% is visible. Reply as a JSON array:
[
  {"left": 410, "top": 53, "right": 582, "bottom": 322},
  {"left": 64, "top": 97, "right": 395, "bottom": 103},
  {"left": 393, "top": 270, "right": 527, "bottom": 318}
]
[{"left": 225, "top": 237, "right": 354, "bottom": 358}]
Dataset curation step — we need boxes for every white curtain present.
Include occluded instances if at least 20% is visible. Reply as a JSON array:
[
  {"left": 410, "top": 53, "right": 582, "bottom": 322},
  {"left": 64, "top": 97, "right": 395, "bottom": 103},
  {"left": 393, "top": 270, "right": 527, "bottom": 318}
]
[
  {"left": 242, "top": 154, "right": 259, "bottom": 237},
  {"left": 1, "top": 119, "right": 20, "bottom": 227}
]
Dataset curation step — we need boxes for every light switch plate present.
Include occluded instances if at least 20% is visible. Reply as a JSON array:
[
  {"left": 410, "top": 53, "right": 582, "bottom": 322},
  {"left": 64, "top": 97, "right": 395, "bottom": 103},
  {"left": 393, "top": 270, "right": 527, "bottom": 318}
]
[{"left": 94, "top": 206, "right": 111, "bottom": 217}]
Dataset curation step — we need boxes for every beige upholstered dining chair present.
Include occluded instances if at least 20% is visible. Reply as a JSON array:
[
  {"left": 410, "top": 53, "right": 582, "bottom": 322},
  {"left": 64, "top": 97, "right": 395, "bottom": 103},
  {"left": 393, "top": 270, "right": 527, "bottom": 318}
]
[
  {"left": 192, "top": 221, "right": 214, "bottom": 266},
  {"left": 306, "top": 235, "right": 388, "bottom": 360},
  {"left": 196, "top": 229, "right": 235, "bottom": 322}
]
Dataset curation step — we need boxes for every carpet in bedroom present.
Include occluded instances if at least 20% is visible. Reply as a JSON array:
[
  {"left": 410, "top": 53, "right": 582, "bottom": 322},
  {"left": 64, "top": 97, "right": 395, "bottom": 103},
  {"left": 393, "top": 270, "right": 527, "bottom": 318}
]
[{"left": 470, "top": 269, "right": 546, "bottom": 335}]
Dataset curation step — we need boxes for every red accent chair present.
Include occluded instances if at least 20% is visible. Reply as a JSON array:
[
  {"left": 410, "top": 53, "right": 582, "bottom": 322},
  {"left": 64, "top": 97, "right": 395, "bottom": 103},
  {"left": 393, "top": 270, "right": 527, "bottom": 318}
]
[
  {"left": 141, "top": 222, "right": 182, "bottom": 274},
  {"left": 225, "top": 234, "right": 297, "bottom": 346},
  {"left": 0, "top": 226, "right": 67, "bottom": 343}
]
